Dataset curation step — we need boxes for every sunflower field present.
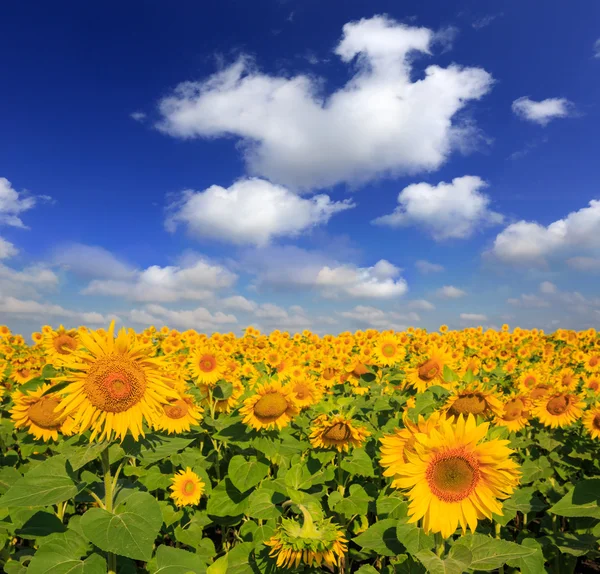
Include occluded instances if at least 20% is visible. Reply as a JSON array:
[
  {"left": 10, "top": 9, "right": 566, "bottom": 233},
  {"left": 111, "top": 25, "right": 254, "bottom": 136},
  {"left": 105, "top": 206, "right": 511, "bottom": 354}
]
[{"left": 0, "top": 322, "right": 599, "bottom": 574}]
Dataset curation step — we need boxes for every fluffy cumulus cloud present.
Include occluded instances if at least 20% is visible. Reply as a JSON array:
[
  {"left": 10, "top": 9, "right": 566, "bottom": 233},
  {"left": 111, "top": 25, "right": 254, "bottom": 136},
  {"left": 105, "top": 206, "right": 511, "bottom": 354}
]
[
  {"left": 82, "top": 257, "right": 237, "bottom": 302},
  {"left": 436, "top": 285, "right": 467, "bottom": 298},
  {"left": 221, "top": 295, "right": 258, "bottom": 312},
  {"left": 415, "top": 260, "right": 444, "bottom": 274},
  {"left": 0, "top": 262, "right": 59, "bottom": 299},
  {"left": 52, "top": 243, "right": 136, "bottom": 280},
  {"left": 0, "top": 177, "right": 48, "bottom": 228},
  {"left": 0, "top": 295, "right": 114, "bottom": 324},
  {"left": 372, "top": 176, "right": 503, "bottom": 240},
  {"left": 490, "top": 200, "right": 600, "bottom": 266},
  {"left": 314, "top": 259, "right": 408, "bottom": 298},
  {"left": 511, "top": 97, "right": 574, "bottom": 126},
  {"left": 165, "top": 178, "right": 354, "bottom": 246},
  {"left": 339, "top": 305, "right": 420, "bottom": 331},
  {"left": 156, "top": 15, "right": 493, "bottom": 190},
  {"left": 0, "top": 237, "right": 18, "bottom": 259},
  {"left": 508, "top": 282, "right": 600, "bottom": 317},
  {"left": 128, "top": 304, "right": 237, "bottom": 331},
  {"left": 460, "top": 313, "right": 488, "bottom": 321}
]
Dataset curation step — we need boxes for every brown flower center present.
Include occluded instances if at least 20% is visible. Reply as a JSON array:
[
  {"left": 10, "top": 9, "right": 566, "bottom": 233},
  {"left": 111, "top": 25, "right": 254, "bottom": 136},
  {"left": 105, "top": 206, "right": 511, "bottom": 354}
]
[
  {"left": 322, "top": 368, "right": 337, "bottom": 381},
  {"left": 546, "top": 395, "right": 570, "bottom": 416},
  {"left": 382, "top": 344, "right": 396, "bottom": 358},
  {"left": 529, "top": 384, "right": 551, "bottom": 400},
  {"left": 503, "top": 398, "right": 524, "bottom": 421},
  {"left": 293, "top": 382, "right": 310, "bottom": 400},
  {"left": 588, "top": 380, "right": 599, "bottom": 392},
  {"left": 253, "top": 392, "right": 289, "bottom": 422},
  {"left": 426, "top": 449, "right": 479, "bottom": 503},
  {"left": 27, "top": 397, "right": 63, "bottom": 430},
  {"left": 84, "top": 356, "right": 147, "bottom": 413},
  {"left": 53, "top": 334, "right": 78, "bottom": 354},
  {"left": 323, "top": 423, "right": 351, "bottom": 443},
  {"left": 164, "top": 400, "right": 189, "bottom": 420},
  {"left": 182, "top": 480, "right": 196, "bottom": 495},
  {"left": 592, "top": 414, "right": 600, "bottom": 431},
  {"left": 523, "top": 376, "right": 536, "bottom": 389},
  {"left": 447, "top": 393, "right": 487, "bottom": 417},
  {"left": 352, "top": 363, "right": 369, "bottom": 377},
  {"left": 418, "top": 359, "right": 439, "bottom": 381},
  {"left": 198, "top": 354, "right": 217, "bottom": 373},
  {"left": 589, "top": 356, "right": 599, "bottom": 367}
]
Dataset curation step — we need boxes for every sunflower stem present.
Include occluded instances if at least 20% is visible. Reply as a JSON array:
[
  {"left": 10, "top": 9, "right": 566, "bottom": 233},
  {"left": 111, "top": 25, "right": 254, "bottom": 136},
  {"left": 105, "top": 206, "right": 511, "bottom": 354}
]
[
  {"left": 435, "top": 533, "right": 445, "bottom": 557},
  {"left": 101, "top": 448, "right": 117, "bottom": 574},
  {"left": 336, "top": 451, "right": 345, "bottom": 494}
]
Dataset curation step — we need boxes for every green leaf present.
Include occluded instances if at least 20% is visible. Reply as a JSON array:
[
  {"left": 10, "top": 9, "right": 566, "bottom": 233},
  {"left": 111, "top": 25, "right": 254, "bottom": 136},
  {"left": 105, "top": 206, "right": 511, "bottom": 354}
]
[
  {"left": 246, "top": 488, "right": 285, "bottom": 520},
  {"left": 352, "top": 519, "right": 404, "bottom": 557},
  {"left": 396, "top": 521, "right": 435, "bottom": 555},
  {"left": 147, "top": 545, "right": 207, "bottom": 574},
  {"left": 15, "top": 510, "right": 67, "bottom": 540},
  {"left": 453, "top": 534, "right": 539, "bottom": 571},
  {"left": 415, "top": 545, "right": 472, "bottom": 574},
  {"left": 173, "top": 514, "right": 212, "bottom": 551},
  {"left": 549, "top": 479, "right": 600, "bottom": 518},
  {"left": 240, "top": 520, "right": 275, "bottom": 548},
  {"left": 376, "top": 495, "right": 408, "bottom": 519},
  {"left": 340, "top": 448, "right": 375, "bottom": 477},
  {"left": 0, "top": 467, "right": 21, "bottom": 495},
  {"left": 0, "top": 455, "right": 78, "bottom": 508},
  {"left": 206, "top": 479, "right": 251, "bottom": 522},
  {"left": 212, "top": 381, "right": 233, "bottom": 400},
  {"left": 519, "top": 456, "right": 552, "bottom": 484},
  {"left": 66, "top": 441, "right": 109, "bottom": 472},
  {"left": 331, "top": 484, "right": 371, "bottom": 518},
  {"left": 506, "top": 538, "right": 545, "bottom": 574},
  {"left": 81, "top": 491, "right": 162, "bottom": 561},
  {"left": 228, "top": 456, "right": 270, "bottom": 493},
  {"left": 442, "top": 365, "right": 459, "bottom": 383},
  {"left": 283, "top": 463, "right": 313, "bottom": 490}
]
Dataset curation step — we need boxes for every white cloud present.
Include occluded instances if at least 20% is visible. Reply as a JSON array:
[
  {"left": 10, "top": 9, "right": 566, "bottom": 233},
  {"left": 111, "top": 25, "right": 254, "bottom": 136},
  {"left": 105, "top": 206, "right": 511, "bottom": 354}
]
[
  {"left": 490, "top": 200, "right": 600, "bottom": 266},
  {"left": 0, "top": 177, "right": 47, "bottom": 229},
  {"left": 339, "top": 305, "right": 419, "bottom": 330},
  {"left": 131, "top": 111, "right": 147, "bottom": 122},
  {"left": 472, "top": 14, "right": 502, "bottom": 30},
  {"left": 0, "top": 262, "right": 59, "bottom": 299},
  {"left": 0, "top": 237, "right": 17, "bottom": 259},
  {"left": 408, "top": 299, "right": 435, "bottom": 311},
  {"left": 315, "top": 259, "right": 408, "bottom": 298},
  {"left": 52, "top": 243, "right": 136, "bottom": 280},
  {"left": 436, "top": 285, "right": 467, "bottom": 299},
  {"left": 594, "top": 39, "right": 600, "bottom": 59},
  {"left": 156, "top": 15, "right": 493, "bottom": 190},
  {"left": 372, "top": 176, "right": 503, "bottom": 240},
  {"left": 507, "top": 294, "right": 550, "bottom": 308},
  {"left": 511, "top": 97, "right": 574, "bottom": 126},
  {"left": 82, "top": 257, "right": 237, "bottom": 302},
  {"left": 415, "top": 260, "right": 444, "bottom": 274},
  {"left": 539, "top": 281, "right": 557, "bottom": 294},
  {"left": 221, "top": 295, "right": 258, "bottom": 312},
  {"left": 460, "top": 313, "right": 488, "bottom": 321},
  {"left": 508, "top": 283, "right": 600, "bottom": 316},
  {"left": 166, "top": 178, "right": 354, "bottom": 246},
  {"left": 567, "top": 256, "right": 600, "bottom": 273},
  {"left": 128, "top": 304, "right": 237, "bottom": 331},
  {"left": 0, "top": 295, "right": 114, "bottom": 324}
]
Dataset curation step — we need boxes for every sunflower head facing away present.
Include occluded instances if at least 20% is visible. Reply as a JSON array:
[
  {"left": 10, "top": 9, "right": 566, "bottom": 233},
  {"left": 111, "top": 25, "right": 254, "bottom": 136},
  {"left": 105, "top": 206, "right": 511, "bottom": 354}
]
[
  {"left": 384, "top": 413, "right": 521, "bottom": 538},
  {"left": 309, "top": 413, "right": 370, "bottom": 452},
  {"left": 169, "top": 467, "right": 205, "bottom": 507},
  {"left": 265, "top": 505, "right": 347, "bottom": 570},
  {"left": 53, "top": 321, "right": 179, "bottom": 442},
  {"left": 239, "top": 380, "right": 299, "bottom": 430},
  {"left": 10, "top": 383, "right": 76, "bottom": 442}
]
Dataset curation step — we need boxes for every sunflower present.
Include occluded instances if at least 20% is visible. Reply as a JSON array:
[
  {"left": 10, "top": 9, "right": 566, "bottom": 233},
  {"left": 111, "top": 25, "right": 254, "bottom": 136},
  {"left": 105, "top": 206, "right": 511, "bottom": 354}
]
[
  {"left": 10, "top": 361, "right": 40, "bottom": 384},
  {"left": 10, "top": 383, "right": 76, "bottom": 441},
  {"left": 169, "top": 467, "right": 205, "bottom": 507},
  {"left": 154, "top": 394, "right": 203, "bottom": 434},
  {"left": 239, "top": 380, "right": 299, "bottom": 430},
  {"left": 583, "top": 405, "right": 600, "bottom": 440},
  {"left": 309, "top": 414, "right": 370, "bottom": 452},
  {"left": 517, "top": 368, "right": 547, "bottom": 395},
  {"left": 373, "top": 335, "right": 406, "bottom": 367},
  {"left": 583, "top": 375, "right": 600, "bottom": 394},
  {"left": 385, "top": 414, "right": 521, "bottom": 538},
  {"left": 555, "top": 368, "right": 579, "bottom": 392},
  {"left": 442, "top": 384, "right": 504, "bottom": 420},
  {"left": 528, "top": 383, "right": 554, "bottom": 402},
  {"left": 288, "top": 377, "right": 323, "bottom": 409},
  {"left": 494, "top": 395, "right": 531, "bottom": 432},
  {"left": 199, "top": 380, "right": 245, "bottom": 413},
  {"left": 42, "top": 325, "right": 79, "bottom": 362},
  {"left": 265, "top": 505, "right": 347, "bottom": 570},
  {"left": 188, "top": 347, "right": 226, "bottom": 385},
  {"left": 405, "top": 346, "right": 454, "bottom": 393},
  {"left": 53, "top": 321, "right": 179, "bottom": 442},
  {"left": 583, "top": 353, "right": 600, "bottom": 374},
  {"left": 532, "top": 392, "right": 585, "bottom": 429}
]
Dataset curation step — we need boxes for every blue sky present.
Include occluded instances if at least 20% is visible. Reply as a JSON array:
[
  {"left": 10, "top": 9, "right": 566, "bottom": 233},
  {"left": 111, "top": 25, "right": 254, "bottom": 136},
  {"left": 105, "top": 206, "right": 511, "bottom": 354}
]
[{"left": 1, "top": 0, "right": 599, "bottom": 337}]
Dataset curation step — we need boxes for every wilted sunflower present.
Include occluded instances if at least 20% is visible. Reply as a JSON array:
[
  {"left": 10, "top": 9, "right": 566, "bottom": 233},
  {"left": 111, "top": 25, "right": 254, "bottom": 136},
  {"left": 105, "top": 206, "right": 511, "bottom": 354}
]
[
  {"left": 583, "top": 405, "right": 600, "bottom": 440},
  {"left": 240, "top": 380, "right": 299, "bottom": 430},
  {"left": 443, "top": 383, "right": 504, "bottom": 420},
  {"left": 405, "top": 345, "right": 454, "bottom": 393},
  {"left": 532, "top": 392, "right": 585, "bottom": 429},
  {"left": 169, "top": 467, "right": 205, "bottom": 507},
  {"left": 494, "top": 395, "right": 531, "bottom": 432},
  {"left": 53, "top": 321, "right": 179, "bottom": 442},
  {"left": 385, "top": 414, "right": 521, "bottom": 538},
  {"left": 265, "top": 505, "right": 347, "bottom": 570},
  {"left": 154, "top": 394, "right": 202, "bottom": 434},
  {"left": 188, "top": 347, "right": 226, "bottom": 385},
  {"left": 10, "top": 383, "right": 76, "bottom": 441},
  {"left": 309, "top": 414, "right": 370, "bottom": 452}
]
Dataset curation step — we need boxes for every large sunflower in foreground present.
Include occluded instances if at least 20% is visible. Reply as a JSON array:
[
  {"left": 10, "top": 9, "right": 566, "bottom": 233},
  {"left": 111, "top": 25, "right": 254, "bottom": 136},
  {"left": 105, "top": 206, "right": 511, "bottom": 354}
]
[
  {"left": 265, "top": 505, "right": 347, "bottom": 570},
  {"left": 583, "top": 405, "right": 600, "bottom": 440},
  {"left": 532, "top": 392, "right": 585, "bottom": 429},
  {"left": 169, "top": 467, "right": 205, "bottom": 507},
  {"left": 405, "top": 345, "right": 454, "bottom": 393},
  {"left": 10, "top": 383, "right": 76, "bottom": 441},
  {"left": 53, "top": 321, "right": 179, "bottom": 442},
  {"left": 309, "top": 413, "right": 370, "bottom": 452},
  {"left": 385, "top": 414, "right": 521, "bottom": 538},
  {"left": 239, "top": 380, "right": 299, "bottom": 430}
]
